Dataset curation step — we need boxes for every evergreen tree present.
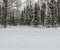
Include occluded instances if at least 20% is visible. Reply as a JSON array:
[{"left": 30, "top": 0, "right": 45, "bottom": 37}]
[
  {"left": 49, "top": 0, "right": 57, "bottom": 27},
  {"left": 37, "top": 3, "right": 41, "bottom": 24},
  {"left": 41, "top": 2, "right": 46, "bottom": 26},
  {"left": 24, "top": 2, "right": 33, "bottom": 26},
  {"left": 33, "top": 3, "right": 39, "bottom": 27},
  {"left": 0, "top": 3, "right": 2, "bottom": 25},
  {"left": 20, "top": 11, "right": 24, "bottom": 25},
  {"left": 3, "top": 0, "right": 8, "bottom": 28},
  {"left": 24, "top": 5, "right": 29, "bottom": 25},
  {"left": 57, "top": 0, "right": 60, "bottom": 25},
  {"left": 28, "top": 1, "right": 33, "bottom": 26}
]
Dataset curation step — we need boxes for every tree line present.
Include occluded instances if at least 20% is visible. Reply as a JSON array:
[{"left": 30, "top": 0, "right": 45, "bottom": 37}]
[{"left": 0, "top": 0, "right": 59, "bottom": 28}]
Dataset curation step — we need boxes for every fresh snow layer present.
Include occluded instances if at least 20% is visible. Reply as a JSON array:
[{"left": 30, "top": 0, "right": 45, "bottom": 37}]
[{"left": 0, "top": 26, "right": 60, "bottom": 50}]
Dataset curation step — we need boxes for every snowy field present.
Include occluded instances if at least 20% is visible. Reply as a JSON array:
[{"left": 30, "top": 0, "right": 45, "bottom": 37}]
[{"left": 0, "top": 26, "right": 60, "bottom": 50}]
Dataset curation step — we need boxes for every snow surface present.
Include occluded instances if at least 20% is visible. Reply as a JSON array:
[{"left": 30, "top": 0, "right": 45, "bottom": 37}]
[{"left": 0, "top": 26, "right": 60, "bottom": 50}]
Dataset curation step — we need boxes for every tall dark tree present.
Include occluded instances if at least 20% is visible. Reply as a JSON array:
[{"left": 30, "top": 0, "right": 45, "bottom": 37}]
[
  {"left": 20, "top": 11, "right": 24, "bottom": 25},
  {"left": 24, "top": 4, "right": 29, "bottom": 25},
  {"left": 3, "top": 0, "right": 8, "bottom": 28},
  {"left": 41, "top": 2, "right": 46, "bottom": 26},
  {"left": 28, "top": 1, "right": 33, "bottom": 26},
  {"left": 24, "top": 1, "right": 33, "bottom": 26},
  {"left": 33, "top": 3, "right": 39, "bottom": 27},
  {"left": 0, "top": 3, "right": 2, "bottom": 25},
  {"left": 49, "top": 0, "right": 57, "bottom": 27},
  {"left": 57, "top": 0, "right": 60, "bottom": 25}
]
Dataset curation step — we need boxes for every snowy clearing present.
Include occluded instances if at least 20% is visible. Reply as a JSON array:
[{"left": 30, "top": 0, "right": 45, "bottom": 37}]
[{"left": 0, "top": 26, "right": 60, "bottom": 50}]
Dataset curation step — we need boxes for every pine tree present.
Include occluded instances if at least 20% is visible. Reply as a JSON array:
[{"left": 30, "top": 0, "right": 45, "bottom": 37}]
[
  {"left": 57, "top": 0, "right": 60, "bottom": 25},
  {"left": 20, "top": 11, "right": 24, "bottom": 25},
  {"left": 49, "top": 0, "right": 57, "bottom": 27},
  {"left": 0, "top": 3, "right": 2, "bottom": 25},
  {"left": 24, "top": 2, "right": 33, "bottom": 26},
  {"left": 25, "top": 5, "right": 29, "bottom": 25},
  {"left": 33, "top": 3, "right": 39, "bottom": 27},
  {"left": 28, "top": 1, "right": 33, "bottom": 26},
  {"left": 37, "top": 3, "right": 41, "bottom": 24},
  {"left": 3, "top": 0, "right": 8, "bottom": 28},
  {"left": 41, "top": 2, "right": 46, "bottom": 26}
]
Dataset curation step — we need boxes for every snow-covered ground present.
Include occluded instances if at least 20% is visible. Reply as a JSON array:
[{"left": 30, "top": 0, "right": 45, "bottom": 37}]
[{"left": 0, "top": 26, "right": 60, "bottom": 50}]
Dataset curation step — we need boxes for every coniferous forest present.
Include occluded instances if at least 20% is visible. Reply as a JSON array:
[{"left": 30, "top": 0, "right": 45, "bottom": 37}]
[{"left": 0, "top": 0, "right": 59, "bottom": 28}]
